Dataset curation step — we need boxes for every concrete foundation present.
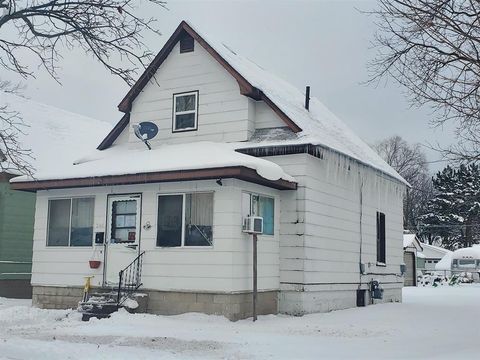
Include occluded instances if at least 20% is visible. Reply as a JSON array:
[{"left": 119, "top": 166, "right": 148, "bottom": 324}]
[
  {"left": 32, "top": 286, "right": 278, "bottom": 321},
  {"left": 32, "top": 285, "right": 402, "bottom": 320},
  {"left": 279, "top": 288, "right": 402, "bottom": 316}
]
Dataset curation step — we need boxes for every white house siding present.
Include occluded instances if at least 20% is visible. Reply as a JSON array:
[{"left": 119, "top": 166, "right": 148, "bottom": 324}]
[
  {"left": 128, "top": 40, "right": 254, "bottom": 146},
  {"left": 254, "top": 101, "right": 286, "bottom": 129},
  {"left": 31, "top": 179, "right": 280, "bottom": 294},
  {"left": 266, "top": 151, "right": 405, "bottom": 315}
]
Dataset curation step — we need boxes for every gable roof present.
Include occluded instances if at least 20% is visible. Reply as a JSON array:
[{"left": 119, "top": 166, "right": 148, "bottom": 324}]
[
  {"left": 99, "top": 20, "right": 406, "bottom": 185},
  {"left": 0, "top": 91, "right": 112, "bottom": 176},
  {"left": 421, "top": 243, "right": 452, "bottom": 259},
  {"left": 403, "top": 233, "right": 423, "bottom": 252},
  {"left": 114, "top": 21, "right": 301, "bottom": 134}
]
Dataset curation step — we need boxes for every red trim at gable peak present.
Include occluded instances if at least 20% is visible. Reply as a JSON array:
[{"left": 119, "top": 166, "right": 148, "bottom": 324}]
[{"left": 98, "top": 21, "right": 301, "bottom": 150}]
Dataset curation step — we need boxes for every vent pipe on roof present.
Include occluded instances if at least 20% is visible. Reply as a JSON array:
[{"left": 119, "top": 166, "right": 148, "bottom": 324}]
[{"left": 305, "top": 86, "right": 310, "bottom": 111}]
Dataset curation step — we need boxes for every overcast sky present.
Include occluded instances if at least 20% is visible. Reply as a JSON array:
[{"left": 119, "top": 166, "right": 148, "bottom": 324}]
[{"left": 3, "top": 0, "right": 454, "bottom": 171}]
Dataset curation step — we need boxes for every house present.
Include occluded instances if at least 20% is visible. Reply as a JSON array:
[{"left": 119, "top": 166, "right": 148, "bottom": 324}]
[
  {"left": 0, "top": 92, "right": 111, "bottom": 298},
  {"left": 403, "top": 233, "right": 423, "bottom": 286},
  {"left": 10, "top": 21, "right": 408, "bottom": 320},
  {"left": 419, "top": 243, "right": 452, "bottom": 273}
]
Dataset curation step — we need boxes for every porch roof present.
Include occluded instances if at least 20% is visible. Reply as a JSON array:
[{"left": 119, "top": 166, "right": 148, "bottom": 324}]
[{"left": 10, "top": 142, "right": 297, "bottom": 191}]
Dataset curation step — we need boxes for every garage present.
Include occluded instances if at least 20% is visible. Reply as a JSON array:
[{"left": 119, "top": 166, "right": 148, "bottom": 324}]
[{"left": 403, "top": 252, "right": 416, "bottom": 286}]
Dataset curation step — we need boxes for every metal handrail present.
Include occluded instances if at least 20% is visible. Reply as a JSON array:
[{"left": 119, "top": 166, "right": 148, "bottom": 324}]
[{"left": 116, "top": 251, "right": 145, "bottom": 305}]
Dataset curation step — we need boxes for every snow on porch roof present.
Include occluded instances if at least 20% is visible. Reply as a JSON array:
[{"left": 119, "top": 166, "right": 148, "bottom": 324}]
[
  {"left": 112, "top": 21, "right": 407, "bottom": 186},
  {"left": 10, "top": 142, "right": 297, "bottom": 191}
]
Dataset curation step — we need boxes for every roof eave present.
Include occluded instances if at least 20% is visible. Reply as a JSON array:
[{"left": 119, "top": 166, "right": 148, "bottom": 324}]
[{"left": 10, "top": 166, "right": 297, "bottom": 192}]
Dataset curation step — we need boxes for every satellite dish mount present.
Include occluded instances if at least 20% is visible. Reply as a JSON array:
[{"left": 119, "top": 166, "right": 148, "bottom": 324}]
[{"left": 132, "top": 122, "right": 158, "bottom": 150}]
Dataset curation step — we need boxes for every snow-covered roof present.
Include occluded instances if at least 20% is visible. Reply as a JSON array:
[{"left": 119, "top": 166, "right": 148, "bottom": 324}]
[
  {"left": 0, "top": 92, "right": 112, "bottom": 176},
  {"left": 403, "top": 233, "right": 423, "bottom": 251},
  {"left": 417, "top": 252, "right": 426, "bottom": 259},
  {"left": 11, "top": 142, "right": 295, "bottom": 184},
  {"left": 435, "top": 252, "right": 453, "bottom": 271},
  {"left": 403, "top": 234, "right": 416, "bottom": 248},
  {"left": 421, "top": 244, "right": 452, "bottom": 259},
  {"left": 187, "top": 23, "right": 406, "bottom": 185},
  {"left": 9, "top": 21, "right": 406, "bottom": 187},
  {"left": 452, "top": 245, "right": 480, "bottom": 260}
]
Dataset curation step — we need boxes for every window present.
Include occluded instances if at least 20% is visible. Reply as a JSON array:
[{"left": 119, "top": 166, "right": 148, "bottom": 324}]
[
  {"left": 173, "top": 91, "right": 198, "bottom": 132},
  {"left": 242, "top": 193, "right": 275, "bottom": 235},
  {"left": 376, "top": 211, "right": 386, "bottom": 264},
  {"left": 47, "top": 198, "right": 94, "bottom": 246},
  {"left": 180, "top": 34, "right": 194, "bottom": 53},
  {"left": 157, "top": 193, "right": 213, "bottom": 247},
  {"left": 458, "top": 259, "right": 476, "bottom": 267},
  {"left": 111, "top": 199, "right": 138, "bottom": 243}
]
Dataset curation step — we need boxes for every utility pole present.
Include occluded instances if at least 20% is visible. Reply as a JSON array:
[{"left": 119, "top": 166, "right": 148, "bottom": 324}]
[{"left": 253, "top": 233, "right": 257, "bottom": 322}]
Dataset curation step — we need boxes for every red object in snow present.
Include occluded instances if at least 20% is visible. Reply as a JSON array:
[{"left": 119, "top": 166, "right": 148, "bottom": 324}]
[{"left": 89, "top": 260, "right": 101, "bottom": 269}]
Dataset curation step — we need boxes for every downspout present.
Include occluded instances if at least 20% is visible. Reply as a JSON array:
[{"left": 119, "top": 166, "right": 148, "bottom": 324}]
[{"left": 358, "top": 177, "right": 364, "bottom": 288}]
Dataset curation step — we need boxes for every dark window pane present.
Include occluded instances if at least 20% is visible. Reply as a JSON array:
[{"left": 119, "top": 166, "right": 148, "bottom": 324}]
[
  {"left": 47, "top": 199, "right": 71, "bottom": 246},
  {"left": 185, "top": 193, "right": 213, "bottom": 246},
  {"left": 175, "top": 113, "right": 195, "bottom": 130},
  {"left": 70, "top": 198, "right": 94, "bottom": 246},
  {"left": 376, "top": 212, "right": 386, "bottom": 263},
  {"left": 180, "top": 35, "right": 194, "bottom": 53},
  {"left": 157, "top": 195, "right": 183, "bottom": 247},
  {"left": 175, "top": 94, "right": 196, "bottom": 112}
]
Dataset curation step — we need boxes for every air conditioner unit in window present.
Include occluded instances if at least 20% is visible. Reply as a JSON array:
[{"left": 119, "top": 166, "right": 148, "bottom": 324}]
[{"left": 243, "top": 216, "right": 263, "bottom": 234}]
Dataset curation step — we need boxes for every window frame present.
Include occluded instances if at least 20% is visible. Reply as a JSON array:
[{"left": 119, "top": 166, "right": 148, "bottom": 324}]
[
  {"left": 109, "top": 196, "right": 141, "bottom": 244},
  {"left": 46, "top": 196, "right": 95, "bottom": 247},
  {"left": 376, "top": 211, "right": 386, "bottom": 265},
  {"left": 242, "top": 192, "right": 275, "bottom": 236},
  {"left": 172, "top": 90, "right": 199, "bottom": 133},
  {"left": 156, "top": 192, "right": 214, "bottom": 248}
]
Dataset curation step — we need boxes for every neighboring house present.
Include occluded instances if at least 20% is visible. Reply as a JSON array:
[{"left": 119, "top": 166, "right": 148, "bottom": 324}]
[
  {"left": 403, "top": 233, "right": 423, "bottom": 286},
  {"left": 419, "top": 243, "right": 452, "bottom": 273},
  {"left": 11, "top": 21, "right": 408, "bottom": 320},
  {"left": 0, "top": 92, "right": 111, "bottom": 298}
]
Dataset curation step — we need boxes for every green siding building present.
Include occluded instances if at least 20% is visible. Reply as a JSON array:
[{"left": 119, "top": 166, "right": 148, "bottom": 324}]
[{"left": 0, "top": 173, "right": 35, "bottom": 298}]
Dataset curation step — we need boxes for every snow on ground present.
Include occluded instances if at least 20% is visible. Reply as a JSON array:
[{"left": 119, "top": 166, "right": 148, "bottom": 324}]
[{"left": 1, "top": 285, "right": 479, "bottom": 359}]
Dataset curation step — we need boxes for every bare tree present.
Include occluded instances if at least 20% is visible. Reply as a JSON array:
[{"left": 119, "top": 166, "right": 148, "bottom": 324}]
[
  {"left": 373, "top": 135, "right": 433, "bottom": 230},
  {"left": 0, "top": 0, "right": 166, "bottom": 175},
  {"left": 368, "top": 1, "right": 480, "bottom": 162},
  {"left": 0, "top": 87, "right": 34, "bottom": 176}
]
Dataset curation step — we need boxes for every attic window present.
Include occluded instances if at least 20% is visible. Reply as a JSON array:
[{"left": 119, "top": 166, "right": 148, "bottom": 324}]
[
  {"left": 173, "top": 91, "right": 198, "bottom": 132},
  {"left": 180, "top": 34, "right": 194, "bottom": 53}
]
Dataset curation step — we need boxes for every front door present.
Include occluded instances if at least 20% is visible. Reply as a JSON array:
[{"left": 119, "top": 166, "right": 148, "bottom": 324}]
[{"left": 105, "top": 194, "right": 141, "bottom": 285}]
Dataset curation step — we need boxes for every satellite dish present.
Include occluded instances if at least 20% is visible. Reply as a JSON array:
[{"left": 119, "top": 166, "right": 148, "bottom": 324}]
[
  {"left": 134, "top": 122, "right": 158, "bottom": 140},
  {"left": 132, "top": 122, "right": 158, "bottom": 150}
]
